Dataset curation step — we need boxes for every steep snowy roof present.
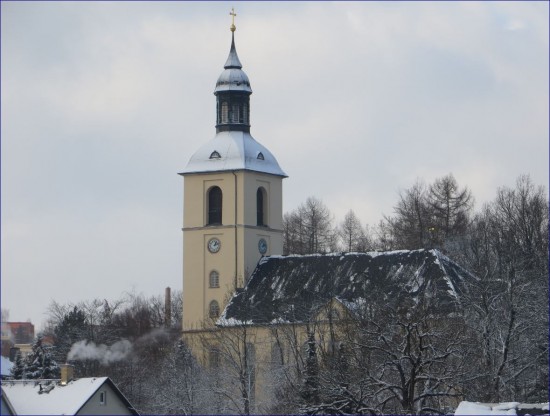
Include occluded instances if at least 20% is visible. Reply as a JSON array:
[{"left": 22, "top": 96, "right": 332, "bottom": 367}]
[
  {"left": 180, "top": 130, "right": 287, "bottom": 177},
  {"left": 1, "top": 377, "right": 137, "bottom": 415},
  {"left": 219, "top": 249, "right": 475, "bottom": 326}
]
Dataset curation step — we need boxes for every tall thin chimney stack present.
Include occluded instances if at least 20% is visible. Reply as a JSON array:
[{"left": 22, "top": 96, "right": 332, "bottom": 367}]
[{"left": 165, "top": 287, "right": 171, "bottom": 328}]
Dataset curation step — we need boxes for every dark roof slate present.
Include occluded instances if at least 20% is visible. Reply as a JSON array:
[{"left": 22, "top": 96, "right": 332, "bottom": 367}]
[{"left": 219, "top": 249, "right": 476, "bottom": 326}]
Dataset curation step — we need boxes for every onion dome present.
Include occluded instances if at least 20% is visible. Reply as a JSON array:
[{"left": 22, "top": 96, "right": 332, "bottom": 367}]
[{"left": 214, "top": 34, "right": 252, "bottom": 94}]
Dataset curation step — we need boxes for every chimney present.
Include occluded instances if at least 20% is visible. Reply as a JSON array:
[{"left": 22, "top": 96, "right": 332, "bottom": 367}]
[
  {"left": 165, "top": 287, "right": 171, "bottom": 328},
  {"left": 60, "top": 364, "right": 74, "bottom": 385}
]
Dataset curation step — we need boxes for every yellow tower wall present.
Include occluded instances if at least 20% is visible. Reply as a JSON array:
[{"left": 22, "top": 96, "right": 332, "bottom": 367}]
[{"left": 182, "top": 170, "right": 283, "bottom": 331}]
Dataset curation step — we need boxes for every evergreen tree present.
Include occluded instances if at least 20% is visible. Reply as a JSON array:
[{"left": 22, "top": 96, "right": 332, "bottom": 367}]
[
  {"left": 25, "top": 335, "right": 60, "bottom": 379},
  {"left": 10, "top": 351, "right": 26, "bottom": 380},
  {"left": 52, "top": 305, "right": 93, "bottom": 376}
]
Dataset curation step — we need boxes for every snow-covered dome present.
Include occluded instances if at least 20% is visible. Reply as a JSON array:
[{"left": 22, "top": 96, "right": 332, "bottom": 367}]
[
  {"left": 215, "top": 68, "right": 251, "bottom": 93},
  {"left": 181, "top": 131, "right": 287, "bottom": 177}
]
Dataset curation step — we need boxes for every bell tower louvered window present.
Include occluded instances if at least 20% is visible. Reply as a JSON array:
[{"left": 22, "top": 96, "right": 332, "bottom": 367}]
[
  {"left": 207, "top": 186, "right": 223, "bottom": 225},
  {"left": 257, "top": 187, "right": 267, "bottom": 226},
  {"left": 221, "top": 102, "right": 229, "bottom": 124}
]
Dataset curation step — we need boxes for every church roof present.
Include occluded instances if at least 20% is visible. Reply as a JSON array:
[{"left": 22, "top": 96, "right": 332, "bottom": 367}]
[
  {"left": 219, "top": 249, "right": 476, "bottom": 326},
  {"left": 214, "top": 67, "right": 251, "bottom": 93},
  {"left": 215, "top": 33, "right": 251, "bottom": 93},
  {"left": 180, "top": 130, "right": 287, "bottom": 177}
]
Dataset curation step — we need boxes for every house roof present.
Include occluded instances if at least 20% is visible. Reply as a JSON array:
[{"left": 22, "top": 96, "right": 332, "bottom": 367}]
[
  {"left": 1, "top": 357, "right": 14, "bottom": 377},
  {"left": 454, "top": 401, "right": 549, "bottom": 415},
  {"left": 1, "top": 377, "right": 138, "bottom": 415},
  {"left": 219, "top": 249, "right": 476, "bottom": 326}
]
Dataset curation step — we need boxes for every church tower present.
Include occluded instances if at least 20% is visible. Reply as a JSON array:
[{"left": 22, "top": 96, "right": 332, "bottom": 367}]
[{"left": 179, "top": 15, "right": 287, "bottom": 330}]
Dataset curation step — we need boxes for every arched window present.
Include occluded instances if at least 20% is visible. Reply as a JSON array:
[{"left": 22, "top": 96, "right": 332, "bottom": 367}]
[
  {"left": 208, "top": 186, "right": 222, "bottom": 225},
  {"left": 243, "top": 103, "right": 249, "bottom": 124},
  {"left": 209, "top": 270, "right": 219, "bottom": 288},
  {"left": 231, "top": 103, "right": 240, "bottom": 123},
  {"left": 209, "top": 300, "right": 220, "bottom": 318},
  {"left": 209, "top": 348, "right": 220, "bottom": 368},
  {"left": 221, "top": 102, "right": 229, "bottom": 123},
  {"left": 257, "top": 187, "right": 267, "bottom": 226}
]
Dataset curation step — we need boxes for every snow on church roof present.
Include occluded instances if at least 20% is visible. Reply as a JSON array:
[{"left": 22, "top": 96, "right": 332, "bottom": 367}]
[
  {"left": 219, "top": 249, "right": 476, "bottom": 326},
  {"left": 180, "top": 130, "right": 287, "bottom": 177}
]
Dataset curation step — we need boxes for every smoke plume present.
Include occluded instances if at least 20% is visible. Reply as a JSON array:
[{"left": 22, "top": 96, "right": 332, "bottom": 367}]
[{"left": 67, "top": 339, "right": 133, "bottom": 365}]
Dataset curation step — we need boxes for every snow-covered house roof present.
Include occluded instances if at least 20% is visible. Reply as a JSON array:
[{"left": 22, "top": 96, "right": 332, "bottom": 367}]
[
  {"left": 1, "top": 357, "right": 14, "bottom": 378},
  {"left": 180, "top": 130, "right": 287, "bottom": 177},
  {"left": 219, "top": 249, "right": 475, "bottom": 326},
  {"left": 1, "top": 377, "right": 138, "bottom": 415},
  {"left": 454, "top": 401, "right": 549, "bottom": 415},
  {"left": 1, "top": 388, "right": 16, "bottom": 415}
]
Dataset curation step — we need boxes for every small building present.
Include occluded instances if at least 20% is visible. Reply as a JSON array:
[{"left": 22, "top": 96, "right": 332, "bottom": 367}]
[
  {"left": 2, "top": 322, "right": 35, "bottom": 358},
  {"left": 1, "top": 365, "right": 138, "bottom": 415}
]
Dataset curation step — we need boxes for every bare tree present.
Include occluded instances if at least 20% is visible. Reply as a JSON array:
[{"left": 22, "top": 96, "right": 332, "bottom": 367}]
[
  {"left": 1, "top": 308, "right": 9, "bottom": 322},
  {"left": 383, "top": 175, "right": 474, "bottom": 253},
  {"left": 427, "top": 174, "right": 473, "bottom": 251},
  {"left": 264, "top": 323, "right": 306, "bottom": 414},
  {"left": 372, "top": 219, "right": 396, "bottom": 251},
  {"left": 339, "top": 210, "right": 370, "bottom": 252},
  {"left": 283, "top": 197, "right": 336, "bottom": 254},
  {"left": 461, "top": 175, "right": 548, "bottom": 403},
  {"left": 385, "top": 180, "right": 431, "bottom": 250},
  {"left": 198, "top": 323, "right": 258, "bottom": 415}
]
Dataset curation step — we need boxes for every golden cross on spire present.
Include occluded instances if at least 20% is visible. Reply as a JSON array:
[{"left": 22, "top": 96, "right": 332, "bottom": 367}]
[{"left": 229, "top": 7, "right": 237, "bottom": 32}]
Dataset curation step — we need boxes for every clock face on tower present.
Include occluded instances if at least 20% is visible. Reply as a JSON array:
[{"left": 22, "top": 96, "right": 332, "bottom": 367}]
[
  {"left": 207, "top": 238, "right": 221, "bottom": 253},
  {"left": 258, "top": 238, "right": 268, "bottom": 255}
]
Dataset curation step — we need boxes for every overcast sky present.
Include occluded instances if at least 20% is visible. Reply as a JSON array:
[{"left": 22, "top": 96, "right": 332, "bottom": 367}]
[{"left": 2, "top": 2, "right": 548, "bottom": 331}]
